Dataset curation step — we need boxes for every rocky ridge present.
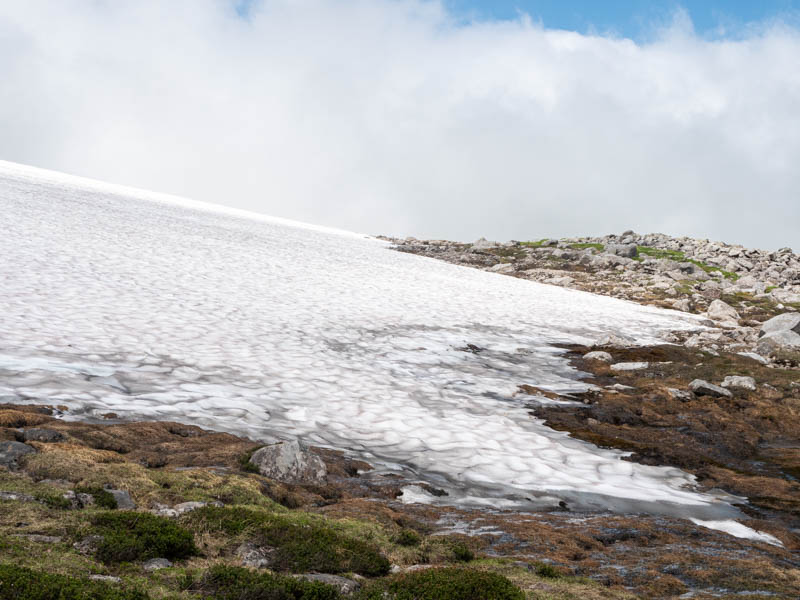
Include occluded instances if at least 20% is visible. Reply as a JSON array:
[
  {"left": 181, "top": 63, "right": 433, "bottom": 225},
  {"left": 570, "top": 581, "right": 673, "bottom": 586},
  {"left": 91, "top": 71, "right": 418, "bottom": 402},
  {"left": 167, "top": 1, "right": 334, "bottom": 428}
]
[{"left": 386, "top": 231, "right": 800, "bottom": 362}]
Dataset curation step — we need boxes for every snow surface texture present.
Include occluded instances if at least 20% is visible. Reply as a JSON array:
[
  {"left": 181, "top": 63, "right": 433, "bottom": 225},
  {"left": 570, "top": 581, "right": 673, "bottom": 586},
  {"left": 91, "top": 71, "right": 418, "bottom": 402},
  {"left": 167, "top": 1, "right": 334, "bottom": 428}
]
[{"left": 0, "top": 161, "right": 774, "bottom": 542}]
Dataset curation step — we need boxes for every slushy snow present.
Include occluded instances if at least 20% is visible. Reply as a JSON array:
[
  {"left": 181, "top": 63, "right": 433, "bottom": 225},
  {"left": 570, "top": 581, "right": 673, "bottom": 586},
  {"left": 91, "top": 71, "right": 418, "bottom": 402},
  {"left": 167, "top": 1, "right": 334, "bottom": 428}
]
[{"left": 0, "top": 160, "right": 775, "bottom": 543}]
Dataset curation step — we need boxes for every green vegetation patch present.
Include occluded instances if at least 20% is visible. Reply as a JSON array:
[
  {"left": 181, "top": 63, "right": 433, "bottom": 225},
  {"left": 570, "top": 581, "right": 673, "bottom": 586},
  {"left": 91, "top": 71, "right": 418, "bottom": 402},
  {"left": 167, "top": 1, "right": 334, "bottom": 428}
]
[
  {"left": 450, "top": 541, "right": 474, "bottom": 562},
  {"left": 91, "top": 511, "right": 198, "bottom": 564},
  {"left": 185, "top": 565, "right": 340, "bottom": 600},
  {"left": 356, "top": 567, "right": 524, "bottom": 600},
  {"left": 32, "top": 489, "right": 72, "bottom": 510},
  {"left": 0, "top": 564, "right": 148, "bottom": 600},
  {"left": 237, "top": 445, "right": 264, "bottom": 474},
  {"left": 76, "top": 486, "right": 118, "bottom": 509},
  {"left": 393, "top": 529, "right": 421, "bottom": 547},
  {"left": 636, "top": 246, "right": 739, "bottom": 280},
  {"left": 519, "top": 239, "right": 548, "bottom": 248},
  {"left": 636, "top": 246, "right": 685, "bottom": 261},
  {"left": 185, "top": 506, "right": 390, "bottom": 576},
  {"left": 569, "top": 242, "right": 604, "bottom": 251}
]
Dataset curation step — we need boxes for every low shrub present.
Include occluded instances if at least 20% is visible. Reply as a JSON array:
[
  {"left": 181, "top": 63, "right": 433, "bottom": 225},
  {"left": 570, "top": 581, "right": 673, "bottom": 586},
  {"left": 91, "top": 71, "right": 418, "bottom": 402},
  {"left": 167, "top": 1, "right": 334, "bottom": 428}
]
[
  {"left": 185, "top": 506, "right": 390, "bottom": 576},
  {"left": 76, "top": 486, "right": 118, "bottom": 509},
  {"left": 33, "top": 490, "right": 72, "bottom": 509},
  {"left": 356, "top": 567, "right": 524, "bottom": 600},
  {"left": 0, "top": 564, "right": 148, "bottom": 600},
  {"left": 91, "top": 511, "right": 197, "bottom": 564},
  {"left": 185, "top": 565, "right": 340, "bottom": 600},
  {"left": 450, "top": 541, "right": 474, "bottom": 562},
  {"left": 393, "top": 529, "right": 421, "bottom": 547},
  {"left": 533, "top": 562, "right": 561, "bottom": 578}
]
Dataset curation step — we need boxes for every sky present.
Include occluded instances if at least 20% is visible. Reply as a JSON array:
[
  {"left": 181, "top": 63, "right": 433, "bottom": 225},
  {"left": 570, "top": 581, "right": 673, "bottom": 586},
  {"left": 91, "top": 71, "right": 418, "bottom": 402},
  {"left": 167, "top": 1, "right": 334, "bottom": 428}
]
[
  {"left": 450, "top": 1, "right": 799, "bottom": 38},
  {"left": 1, "top": 1, "right": 799, "bottom": 250}
]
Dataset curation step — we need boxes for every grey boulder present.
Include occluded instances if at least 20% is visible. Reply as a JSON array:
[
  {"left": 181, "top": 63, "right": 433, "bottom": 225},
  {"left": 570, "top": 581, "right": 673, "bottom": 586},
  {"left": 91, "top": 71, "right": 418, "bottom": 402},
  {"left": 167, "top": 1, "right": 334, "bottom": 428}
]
[
  {"left": 0, "top": 441, "right": 37, "bottom": 470},
  {"left": 610, "top": 362, "right": 649, "bottom": 372},
  {"left": 720, "top": 376, "right": 757, "bottom": 391},
  {"left": 143, "top": 558, "right": 173, "bottom": 571},
  {"left": 689, "top": 379, "right": 733, "bottom": 399},
  {"left": 249, "top": 440, "right": 327, "bottom": 484},
  {"left": 292, "top": 574, "right": 361, "bottom": 595},
  {"left": 756, "top": 313, "right": 800, "bottom": 360},
  {"left": 706, "top": 300, "right": 740, "bottom": 328},
  {"left": 760, "top": 313, "right": 800, "bottom": 337},
  {"left": 605, "top": 243, "right": 638, "bottom": 258},
  {"left": 16, "top": 428, "right": 64, "bottom": 443},
  {"left": 236, "top": 542, "right": 275, "bottom": 568},
  {"left": 105, "top": 488, "right": 136, "bottom": 510},
  {"left": 583, "top": 351, "right": 613, "bottom": 362}
]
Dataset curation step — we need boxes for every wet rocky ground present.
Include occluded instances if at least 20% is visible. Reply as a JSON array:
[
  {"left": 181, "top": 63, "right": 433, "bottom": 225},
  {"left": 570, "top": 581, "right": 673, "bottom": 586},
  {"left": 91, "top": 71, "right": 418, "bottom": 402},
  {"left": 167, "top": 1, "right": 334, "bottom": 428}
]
[{"left": 2, "top": 402, "right": 799, "bottom": 599}]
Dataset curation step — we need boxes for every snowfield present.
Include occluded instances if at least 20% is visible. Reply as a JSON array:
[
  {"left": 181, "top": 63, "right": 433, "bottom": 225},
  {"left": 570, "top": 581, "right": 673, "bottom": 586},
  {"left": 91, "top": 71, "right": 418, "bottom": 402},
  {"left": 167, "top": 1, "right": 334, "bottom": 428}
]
[{"left": 0, "top": 160, "right": 777, "bottom": 543}]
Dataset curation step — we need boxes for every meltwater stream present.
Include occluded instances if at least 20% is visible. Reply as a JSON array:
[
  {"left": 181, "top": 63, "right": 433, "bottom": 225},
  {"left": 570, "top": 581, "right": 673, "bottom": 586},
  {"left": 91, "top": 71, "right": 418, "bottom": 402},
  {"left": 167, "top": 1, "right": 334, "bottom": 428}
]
[{"left": 0, "top": 161, "right": 777, "bottom": 543}]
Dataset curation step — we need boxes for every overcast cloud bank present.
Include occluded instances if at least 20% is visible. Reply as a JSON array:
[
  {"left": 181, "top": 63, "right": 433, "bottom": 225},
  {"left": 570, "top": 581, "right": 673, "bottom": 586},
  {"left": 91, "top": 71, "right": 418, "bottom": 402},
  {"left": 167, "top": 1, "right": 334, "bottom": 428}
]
[{"left": 0, "top": 1, "right": 798, "bottom": 248}]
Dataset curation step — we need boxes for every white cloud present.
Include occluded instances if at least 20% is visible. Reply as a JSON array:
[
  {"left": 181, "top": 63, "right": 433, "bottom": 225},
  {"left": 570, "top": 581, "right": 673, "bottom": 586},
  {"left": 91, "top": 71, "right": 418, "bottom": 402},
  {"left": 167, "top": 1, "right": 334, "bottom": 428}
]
[{"left": 0, "top": 1, "right": 798, "bottom": 249}]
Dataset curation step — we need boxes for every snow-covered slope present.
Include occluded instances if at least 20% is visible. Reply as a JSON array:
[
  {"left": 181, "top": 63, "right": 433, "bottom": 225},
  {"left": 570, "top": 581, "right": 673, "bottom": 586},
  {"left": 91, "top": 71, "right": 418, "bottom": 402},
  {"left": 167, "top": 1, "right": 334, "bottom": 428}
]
[{"left": 0, "top": 160, "right": 771, "bottom": 540}]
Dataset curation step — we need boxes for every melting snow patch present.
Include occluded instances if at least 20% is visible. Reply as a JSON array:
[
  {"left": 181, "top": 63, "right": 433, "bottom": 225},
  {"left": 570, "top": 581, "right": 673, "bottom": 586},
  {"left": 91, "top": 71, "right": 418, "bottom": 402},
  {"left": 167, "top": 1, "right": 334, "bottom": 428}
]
[
  {"left": 0, "top": 160, "right": 756, "bottom": 537},
  {"left": 690, "top": 519, "right": 783, "bottom": 547}
]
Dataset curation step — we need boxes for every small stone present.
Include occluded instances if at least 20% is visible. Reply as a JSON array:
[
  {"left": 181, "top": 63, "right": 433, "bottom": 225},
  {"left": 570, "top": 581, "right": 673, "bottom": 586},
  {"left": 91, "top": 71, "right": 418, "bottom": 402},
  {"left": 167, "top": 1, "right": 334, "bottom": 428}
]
[
  {"left": 88, "top": 575, "right": 121, "bottom": 583},
  {"left": 143, "top": 558, "right": 173, "bottom": 571},
  {"left": 720, "top": 376, "right": 757, "bottom": 391},
  {"left": 607, "top": 383, "right": 636, "bottom": 391},
  {"left": 689, "top": 379, "right": 733, "bottom": 398},
  {"left": 236, "top": 542, "right": 275, "bottom": 568},
  {"left": 737, "top": 352, "right": 769, "bottom": 365},
  {"left": 610, "top": 362, "right": 649, "bottom": 372},
  {"left": 583, "top": 351, "right": 613, "bottom": 362},
  {"left": 13, "top": 534, "right": 62, "bottom": 543},
  {"left": 292, "top": 574, "right": 361, "bottom": 595},
  {"left": 667, "top": 388, "right": 693, "bottom": 402},
  {"left": 671, "top": 298, "right": 692, "bottom": 312},
  {"left": 0, "top": 491, "right": 35, "bottom": 502},
  {"left": 74, "top": 535, "right": 103, "bottom": 555},
  {"left": 488, "top": 263, "right": 514, "bottom": 274}
]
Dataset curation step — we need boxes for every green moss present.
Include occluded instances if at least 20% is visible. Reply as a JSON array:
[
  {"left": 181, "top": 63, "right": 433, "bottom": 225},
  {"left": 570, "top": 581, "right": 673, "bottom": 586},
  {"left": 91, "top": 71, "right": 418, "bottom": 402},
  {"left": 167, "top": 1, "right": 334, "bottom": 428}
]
[
  {"left": 91, "top": 511, "right": 198, "bottom": 564},
  {"left": 184, "top": 565, "right": 340, "bottom": 600},
  {"left": 356, "top": 568, "right": 524, "bottom": 600},
  {"left": 636, "top": 246, "right": 685, "bottom": 261},
  {"left": 33, "top": 490, "right": 72, "bottom": 509},
  {"left": 185, "top": 506, "right": 390, "bottom": 576},
  {"left": 0, "top": 564, "right": 148, "bottom": 600},
  {"left": 237, "top": 446, "right": 264, "bottom": 474},
  {"left": 488, "top": 247, "right": 526, "bottom": 260},
  {"left": 519, "top": 239, "right": 548, "bottom": 247},
  {"left": 636, "top": 247, "right": 739, "bottom": 280},
  {"left": 76, "top": 486, "right": 118, "bottom": 509},
  {"left": 569, "top": 243, "right": 603, "bottom": 251}
]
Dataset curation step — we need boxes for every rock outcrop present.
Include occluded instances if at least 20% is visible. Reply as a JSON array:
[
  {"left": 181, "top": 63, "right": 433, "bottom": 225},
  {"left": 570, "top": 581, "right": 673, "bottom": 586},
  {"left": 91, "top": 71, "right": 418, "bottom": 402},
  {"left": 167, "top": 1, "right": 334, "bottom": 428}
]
[
  {"left": 249, "top": 439, "right": 327, "bottom": 484},
  {"left": 0, "top": 440, "right": 36, "bottom": 470},
  {"left": 757, "top": 313, "right": 800, "bottom": 362}
]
